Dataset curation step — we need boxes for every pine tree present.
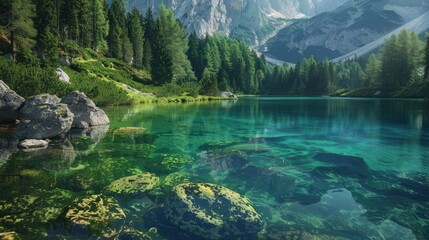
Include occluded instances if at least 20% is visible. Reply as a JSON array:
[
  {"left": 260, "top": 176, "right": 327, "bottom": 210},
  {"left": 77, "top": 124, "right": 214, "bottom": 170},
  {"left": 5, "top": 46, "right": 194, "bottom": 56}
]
[
  {"left": 35, "top": 0, "right": 59, "bottom": 64},
  {"left": 143, "top": 7, "right": 156, "bottom": 70},
  {"left": 0, "top": 0, "right": 36, "bottom": 59},
  {"left": 128, "top": 8, "right": 144, "bottom": 68},
  {"left": 200, "top": 68, "right": 218, "bottom": 96},
  {"left": 91, "top": 0, "right": 109, "bottom": 53},
  {"left": 156, "top": 4, "right": 195, "bottom": 82},
  {"left": 424, "top": 33, "right": 429, "bottom": 80},
  {"left": 108, "top": 0, "right": 126, "bottom": 59},
  {"left": 151, "top": 19, "right": 173, "bottom": 85},
  {"left": 122, "top": 33, "right": 133, "bottom": 63},
  {"left": 187, "top": 32, "right": 205, "bottom": 79},
  {"left": 364, "top": 54, "right": 381, "bottom": 87}
]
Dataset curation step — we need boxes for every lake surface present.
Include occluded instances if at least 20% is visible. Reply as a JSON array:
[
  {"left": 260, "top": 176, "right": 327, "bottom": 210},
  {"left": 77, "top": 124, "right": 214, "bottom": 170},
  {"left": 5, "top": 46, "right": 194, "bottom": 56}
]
[{"left": 1, "top": 97, "right": 429, "bottom": 239}]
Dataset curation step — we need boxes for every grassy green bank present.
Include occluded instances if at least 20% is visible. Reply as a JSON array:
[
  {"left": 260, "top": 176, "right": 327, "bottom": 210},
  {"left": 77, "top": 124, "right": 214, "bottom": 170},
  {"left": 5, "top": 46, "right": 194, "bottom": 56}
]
[
  {"left": 0, "top": 54, "right": 230, "bottom": 106},
  {"left": 331, "top": 83, "right": 429, "bottom": 99}
]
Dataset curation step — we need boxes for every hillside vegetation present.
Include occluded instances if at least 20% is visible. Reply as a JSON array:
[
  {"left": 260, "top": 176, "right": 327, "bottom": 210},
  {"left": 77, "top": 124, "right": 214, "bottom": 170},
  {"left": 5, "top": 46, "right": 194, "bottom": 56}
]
[{"left": 0, "top": 0, "right": 428, "bottom": 103}]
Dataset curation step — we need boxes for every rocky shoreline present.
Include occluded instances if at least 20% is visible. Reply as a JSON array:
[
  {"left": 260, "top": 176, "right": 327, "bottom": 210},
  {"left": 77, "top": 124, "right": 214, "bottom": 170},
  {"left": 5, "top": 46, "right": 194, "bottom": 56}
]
[{"left": 0, "top": 80, "right": 109, "bottom": 149}]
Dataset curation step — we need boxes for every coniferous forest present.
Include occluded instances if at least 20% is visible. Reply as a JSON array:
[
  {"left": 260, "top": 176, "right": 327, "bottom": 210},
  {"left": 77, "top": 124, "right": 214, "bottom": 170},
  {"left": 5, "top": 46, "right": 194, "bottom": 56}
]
[{"left": 0, "top": 0, "right": 429, "bottom": 106}]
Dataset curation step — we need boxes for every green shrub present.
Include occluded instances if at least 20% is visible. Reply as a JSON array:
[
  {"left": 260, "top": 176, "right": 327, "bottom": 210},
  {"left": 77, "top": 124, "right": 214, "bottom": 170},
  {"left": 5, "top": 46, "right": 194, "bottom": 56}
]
[{"left": 0, "top": 57, "right": 71, "bottom": 98}]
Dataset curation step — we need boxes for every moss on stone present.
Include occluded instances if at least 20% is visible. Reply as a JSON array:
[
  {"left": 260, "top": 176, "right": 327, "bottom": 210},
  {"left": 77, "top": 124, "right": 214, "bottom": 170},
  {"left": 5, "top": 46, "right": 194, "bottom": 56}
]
[
  {"left": 161, "top": 172, "right": 190, "bottom": 193},
  {"left": 165, "top": 183, "right": 263, "bottom": 239},
  {"left": 104, "top": 173, "right": 160, "bottom": 197},
  {"left": 64, "top": 194, "right": 125, "bottom": 235}
]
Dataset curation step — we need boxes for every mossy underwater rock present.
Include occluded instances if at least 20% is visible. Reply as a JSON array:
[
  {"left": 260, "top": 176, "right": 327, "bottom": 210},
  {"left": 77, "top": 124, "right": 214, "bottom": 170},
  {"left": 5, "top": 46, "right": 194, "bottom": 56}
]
[
  {"left": 0, "top": 231, "right": 21, "bottom": 240},
  {"left": 161, "top": 172, "right": 190, "bottom": 193},
  {"left": 104, "top": 173, "right": 160, "bottom": 198},
  {"left": 165, "top": 183, "right": 263, "bottom": 239},
  {"left": 64, "top": 194, "right": 126, "bottom": 234},
  {"left": 199, "top": 149, "right": 249, "bottom": 171}
]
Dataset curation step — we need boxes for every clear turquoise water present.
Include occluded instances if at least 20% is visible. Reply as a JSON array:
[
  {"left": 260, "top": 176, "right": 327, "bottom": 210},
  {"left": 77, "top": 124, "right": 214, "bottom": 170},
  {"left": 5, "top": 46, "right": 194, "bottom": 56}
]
[{"left": 1, "top": 97, "right": 428, "bottom": 239}]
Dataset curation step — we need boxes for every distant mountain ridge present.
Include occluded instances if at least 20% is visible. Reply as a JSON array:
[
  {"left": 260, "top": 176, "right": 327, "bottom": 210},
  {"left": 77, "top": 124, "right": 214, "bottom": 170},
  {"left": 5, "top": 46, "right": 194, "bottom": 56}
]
[
  {"left": 120, "top": 0, "right": 349, "bottom": 44},
  {"left": 262, "top": 0, "right": 429, "bottom": 63}
]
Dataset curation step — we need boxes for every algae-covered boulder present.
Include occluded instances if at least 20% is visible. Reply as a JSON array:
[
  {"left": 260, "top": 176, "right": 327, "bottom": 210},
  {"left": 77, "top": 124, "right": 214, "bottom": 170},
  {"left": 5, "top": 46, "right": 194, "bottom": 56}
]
[
  {"left": 161, "top": 172, "right": 190, "bottom": 193},
  {"left": 113, "top": 127, "right": 147, "bottom": 135},
  {"left": 165, "top": 183, "right": 263, "bottom": 239},
  {"left": 0, "top": 231, "right": 21, "bottom": 240},
  {"left": 158, "top": 154, "right": 190, "bottom": 172},
  {"left": 16, "top": 103, "right": 74, "bottom": 139},
  {"left": 61, "top": 91, "right": 109, "bottom": 128},
  {"left": 0, "top": 80, "right": 25, "bottom": 124},
  {"left": 105, "top": 173, "right": 159, "bottom": 197},
  {"left": 116, "top": 228, "right": 152, "bottom": 240},
  {"left": 64, "top": 194, "right": 125, "bottom": 234}
]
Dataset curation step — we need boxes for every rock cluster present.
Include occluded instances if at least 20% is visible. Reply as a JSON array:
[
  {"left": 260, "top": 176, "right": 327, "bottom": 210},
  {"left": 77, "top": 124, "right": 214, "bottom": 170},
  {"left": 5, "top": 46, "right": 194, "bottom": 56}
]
[{"left": 0, "top": 81, "right": 109, "bottom": 142}]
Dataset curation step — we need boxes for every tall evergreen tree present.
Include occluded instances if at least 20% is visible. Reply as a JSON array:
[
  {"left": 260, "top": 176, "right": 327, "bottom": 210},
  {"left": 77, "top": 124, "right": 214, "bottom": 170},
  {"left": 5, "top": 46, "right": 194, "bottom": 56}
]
[
  {"left": 151, "top": 19, "right": 173, "bottom": 85},
  {"left": 128, "top": 8, "right": 144, "bottom": 68},
  {"left": 156, "top": 4, "right": 195, "bottom": 82},
  {"left": 200, "top": 67, "right": 218, "bottom": 96},
  {"left": 0, "top": 0, "right": 36, "bottom": 59},
  {"left": 35, "top": 0, "right": 59, "bottom": 64},
  {"left": 187, "top": 32, "right": 205, "bottom": 79},
  {"left": 142, "top": 7, "right": 156, "bottom": 70},
  {"left": 364, "top": 54, "right": 381, "bottom": 87},
  {"left": 425, "top": 33, "right": 429, "bottom": 80},
  {"left": 91, "top": 0, "right": 109, "bottom": 53},
  {"left": 108, "top": 0, "right": 126, "bottom": 59}
]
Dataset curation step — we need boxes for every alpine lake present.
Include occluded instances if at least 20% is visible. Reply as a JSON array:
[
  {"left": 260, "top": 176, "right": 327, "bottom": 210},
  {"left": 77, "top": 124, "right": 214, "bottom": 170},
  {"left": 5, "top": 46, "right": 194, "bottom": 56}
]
[{"left": 0, "top": 97, "right": 428, "bottom": 240}]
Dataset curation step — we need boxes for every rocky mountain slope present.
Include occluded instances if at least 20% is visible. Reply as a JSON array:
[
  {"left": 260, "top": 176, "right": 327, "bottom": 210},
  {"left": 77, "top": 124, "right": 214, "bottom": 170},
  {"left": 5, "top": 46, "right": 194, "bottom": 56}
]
[
  {"left": 262, "top": 0, "right": 429, "bottom": 63},
  {"left": 123, "top": 0, "right": 349, "bottom": 44}
]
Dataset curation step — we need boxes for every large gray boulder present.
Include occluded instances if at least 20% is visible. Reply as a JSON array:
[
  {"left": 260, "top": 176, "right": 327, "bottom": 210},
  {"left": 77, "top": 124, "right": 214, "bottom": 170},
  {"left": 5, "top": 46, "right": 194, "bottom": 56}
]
[
  {"left": 0, "top": 80, "right": 25, "bottom": 123},
  {"left": 20, "top": 94, "right": 61, "bottom": 115},
  {"left": 61, "top": 92, "right": 109, "bottom": 128},
  {"left": 16, "top": 103, "right": 74, "bottom": 139}
]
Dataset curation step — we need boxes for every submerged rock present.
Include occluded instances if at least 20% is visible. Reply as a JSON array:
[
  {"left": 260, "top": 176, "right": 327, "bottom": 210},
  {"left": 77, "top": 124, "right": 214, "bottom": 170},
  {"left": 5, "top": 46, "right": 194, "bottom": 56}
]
[
  {"left": 18, "top": 139, "right": 49, "bottom": 149},
  {"left": 199, "top": 149, "right": 249, "bottom": 171},
  {"left": 165, "top": 183, "right": 263, "bottom": 239},
  {"left": 157, "top": 154, "right": 191, "bottom": 172},
  {"left": 161, "top": 172, "right": 191, "bottom": 193},
  {"left": 61, "top": 91, "right": 109, "bottom": 128},
  {"left": 64, "top": 194, "right": 126, "bottom": 234},
  {"left": 0, "top": 231, "right": 21, "bottom": 240},
  {"left": 104, "top": 173, "right": 160, "bottom": 198},
  {"left": 116, "top": 228, "right": 151, "bottom": 240},
  {"left": 314, "top": 153, "right": 368, "bottom": 170},
  {"left": 0, "top": 80, "right": 25, "bottom": 124},
  {"left": 229, "top": 165, "right": 295, "bottom": 202},
  {"left": 113, "top": 127, "right": 147, "bottom": 134},
  {"left": 16, "top": 103, "right": 74, "bottom": 139}
]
